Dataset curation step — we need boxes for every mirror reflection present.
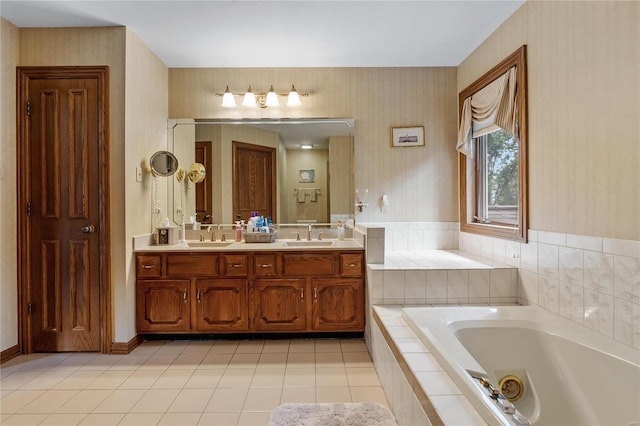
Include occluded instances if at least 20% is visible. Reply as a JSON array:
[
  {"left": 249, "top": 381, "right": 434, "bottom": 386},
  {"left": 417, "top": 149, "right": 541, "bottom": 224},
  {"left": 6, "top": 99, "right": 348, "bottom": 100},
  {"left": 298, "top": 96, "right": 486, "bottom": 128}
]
[
  {"left": 150, "top": 150, "right": 179, "bottom": 177},
  {"left": 168, "top": 118, "right": 355, "bottom": 225}
]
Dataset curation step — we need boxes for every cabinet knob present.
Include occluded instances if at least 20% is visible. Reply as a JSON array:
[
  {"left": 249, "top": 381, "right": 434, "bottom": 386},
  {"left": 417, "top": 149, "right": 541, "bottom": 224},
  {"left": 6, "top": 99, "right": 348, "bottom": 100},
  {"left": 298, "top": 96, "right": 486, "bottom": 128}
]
[
  {"left": 142, "top": 265, "right": 154, "bottom": 269},
  {"left": 259, "top": 264, "right": 273, "bottom": 268},
  {"left": 313, "top": 287, "right": 318, "bottom": 302},
  {"left": 196, "top": 289, "right": 201, "bottom": 303},
  {"left": 183, "top": 290, "right": 188, "bottom": 303},
  {"left": 300, "top": 288, "right": 304, "bottom": 301}
]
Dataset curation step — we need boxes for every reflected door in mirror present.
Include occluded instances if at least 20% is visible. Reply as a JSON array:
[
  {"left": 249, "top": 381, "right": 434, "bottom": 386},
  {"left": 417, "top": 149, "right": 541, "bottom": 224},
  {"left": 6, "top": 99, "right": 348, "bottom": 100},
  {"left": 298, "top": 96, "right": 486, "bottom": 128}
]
[
  {"left": 233, "top": 141, "right": 277, "bottom": 222},
  {"left": 195, "top": 141, "right": 213, "bottom": 223}
]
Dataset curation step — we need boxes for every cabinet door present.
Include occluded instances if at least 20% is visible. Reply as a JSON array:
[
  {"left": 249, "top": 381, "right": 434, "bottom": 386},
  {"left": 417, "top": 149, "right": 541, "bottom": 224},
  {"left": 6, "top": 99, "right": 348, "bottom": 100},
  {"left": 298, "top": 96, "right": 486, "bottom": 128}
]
[
  {"left": 253, "top": 279, "right": 307, "bottom": 331},
  {"left": 312, "top": 278, "right": 364, "bottom": 331},
  {"left": 136, "top": 280, "right": 190, "bottom": 332},
  {"left": 195, "top": 279, "right": 248, "bottom": 332}
]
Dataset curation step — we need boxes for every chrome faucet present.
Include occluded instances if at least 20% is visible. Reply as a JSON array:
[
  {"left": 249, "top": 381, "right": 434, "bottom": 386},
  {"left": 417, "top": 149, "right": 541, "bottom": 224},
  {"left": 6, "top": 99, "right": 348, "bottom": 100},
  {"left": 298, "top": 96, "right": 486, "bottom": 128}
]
[
  {"left": 318, "top": 232, "right": 328, "bottom": 241},
  {"left": 307, "top": 224, "right": 312, "bottom": 241},
  {"left": 207, "top": 225, "right": 216, "bottom": 241},
  {"left": 199, "top": 233, "right": 205, "bottom": 242},
  {"left": 221, "top": 233, "right": 233, "bottom": 242}
]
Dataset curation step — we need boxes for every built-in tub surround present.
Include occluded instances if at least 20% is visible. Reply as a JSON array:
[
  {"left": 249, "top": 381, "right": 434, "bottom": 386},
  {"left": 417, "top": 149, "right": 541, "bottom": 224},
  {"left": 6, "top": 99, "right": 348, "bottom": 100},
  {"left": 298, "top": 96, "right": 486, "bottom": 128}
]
[
  {"left": 401, "top": 305, "right": 640, "bottom": 426},
  {"left": 459, "top": 230, "right": 640, "bottom": 350}
]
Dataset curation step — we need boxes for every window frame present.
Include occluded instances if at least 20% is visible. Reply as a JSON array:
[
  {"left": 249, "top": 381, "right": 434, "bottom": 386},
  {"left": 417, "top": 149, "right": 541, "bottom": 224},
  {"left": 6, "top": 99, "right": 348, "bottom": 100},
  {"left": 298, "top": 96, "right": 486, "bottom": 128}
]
[{"left": 458, "top": 45, "right": 528, "bottom": 242}]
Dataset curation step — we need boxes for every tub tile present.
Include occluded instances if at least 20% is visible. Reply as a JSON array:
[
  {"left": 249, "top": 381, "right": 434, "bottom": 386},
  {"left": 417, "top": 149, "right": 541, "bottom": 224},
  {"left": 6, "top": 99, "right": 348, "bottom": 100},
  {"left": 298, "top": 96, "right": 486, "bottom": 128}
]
[
  {"left": 538, "top": 230, "right": 566, "bottom": 246},
  {"left": 481, "top": 237, "right": 493, "bottom": 259},
  {"left": 538, "top": 243, "right": 559, "bottom": 279},
  {"left": 414, "top": 371, "right": 461, "bottom": 396},
  {"left": 407, "top": 230, "right": 425, "bottom": 251},
  {"left": 383, "top": 271, "right": 405, "bottom": 300},
  {"left": 491, "top": 238, "right": 506, "bottom": 263},
  {"left": 469, "top": 270, "right": 490, "bottom": 300},
  {"left": 489, "top": 269, "right": 510, "bottom": 299},
  {"left": 583, "top": 289, "right": 599, "bottom": 330},
  {"left": 426, "top": 271, "right": 448, "bottom": 300},
  {"left": 403, "top": 353, "right": 441, "bottom": 373},
  {"left": 598, "top": 293, "right": 615, "bottom": 338},
  {"left": 430, "top": 395, "right": 485, "bottom": 426},
  {"left": 539, "top": 277, "right": 559, "bottom": 313},
  {"left": 614, "top": 298, "right": 635, "bottom": 347},
  {"left": 584, "top": 251, "right": 614, "bottom": 295},
  {"left": 566, "top": 233, "right": 603, "bottom": 252},
  {"left": 518, "top": 270, "right": 539, "bottom": 304},
  {"left": 520, "top": 242, "right": 538, "bottom": 273},
  {"left": 603, "top": 238, "right": 640, "bottom": 258},
  {"left": 571, "top": 285, "right": 584, "bottom": 324},
  {"left": 447, "top": 270, "right": 469, "bottom": 302},
  {"left": 411, "top": 394, "right": 430, "bottom": 426},
  {"left": 559, "top": 246, "right": 584, "bottom": 286},
  {"left": 613, "top": 256, "right": 640, "bottom": 303},
  {"left": 404, "top": 271, "right": 427, "bottom": 303},
  {"left": 558, "top": 280, "right": 572, "bottom": 319}
]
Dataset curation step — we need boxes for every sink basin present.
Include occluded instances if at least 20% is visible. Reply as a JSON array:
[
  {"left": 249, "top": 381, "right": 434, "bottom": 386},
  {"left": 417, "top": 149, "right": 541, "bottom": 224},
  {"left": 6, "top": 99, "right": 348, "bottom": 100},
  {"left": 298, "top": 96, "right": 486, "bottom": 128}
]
[
  {"left": 284, "top": 240, "right": 334, "bottom": 247},
  {"left": 187, "top": 241, "right": 234, "bottom": 248}
]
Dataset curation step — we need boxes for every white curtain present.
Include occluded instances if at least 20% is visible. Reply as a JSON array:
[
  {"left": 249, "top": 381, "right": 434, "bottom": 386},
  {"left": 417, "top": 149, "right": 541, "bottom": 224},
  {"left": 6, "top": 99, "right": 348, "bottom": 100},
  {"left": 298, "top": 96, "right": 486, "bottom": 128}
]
[{"left": 456, "top": 66, "right": 517, "bottom": 157}]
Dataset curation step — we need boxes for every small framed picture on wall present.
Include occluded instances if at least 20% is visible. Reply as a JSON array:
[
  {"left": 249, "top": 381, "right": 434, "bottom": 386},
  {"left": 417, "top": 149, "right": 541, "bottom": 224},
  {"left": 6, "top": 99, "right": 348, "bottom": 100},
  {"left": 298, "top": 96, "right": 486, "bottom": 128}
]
[
  {"left": 391, "top": 126, "right": 425, "bottom": 147},
  {"left": 299, "top": 169, "right": 315, "bottom": 183}
]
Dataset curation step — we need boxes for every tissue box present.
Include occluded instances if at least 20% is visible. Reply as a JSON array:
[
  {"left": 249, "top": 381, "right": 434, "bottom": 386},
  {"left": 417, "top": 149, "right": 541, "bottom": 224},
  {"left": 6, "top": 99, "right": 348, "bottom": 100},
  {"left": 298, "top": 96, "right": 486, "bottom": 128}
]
[{"left": 156, "top": 227, "right": 178, "bottom": 245}]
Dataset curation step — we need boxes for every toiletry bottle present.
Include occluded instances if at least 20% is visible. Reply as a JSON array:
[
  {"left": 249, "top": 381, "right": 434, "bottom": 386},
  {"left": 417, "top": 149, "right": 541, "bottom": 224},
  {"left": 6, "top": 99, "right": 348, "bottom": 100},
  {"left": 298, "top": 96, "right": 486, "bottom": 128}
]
[{"left": 235, "top": 221, "right": 242, "bottom": 242}]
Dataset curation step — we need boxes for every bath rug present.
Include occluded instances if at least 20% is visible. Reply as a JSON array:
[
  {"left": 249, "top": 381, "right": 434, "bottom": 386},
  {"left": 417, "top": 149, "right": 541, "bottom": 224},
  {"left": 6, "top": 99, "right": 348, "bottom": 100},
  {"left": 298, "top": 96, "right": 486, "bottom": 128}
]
[{"left": 268, "top": 402, "right": 397, "bottom": 426}]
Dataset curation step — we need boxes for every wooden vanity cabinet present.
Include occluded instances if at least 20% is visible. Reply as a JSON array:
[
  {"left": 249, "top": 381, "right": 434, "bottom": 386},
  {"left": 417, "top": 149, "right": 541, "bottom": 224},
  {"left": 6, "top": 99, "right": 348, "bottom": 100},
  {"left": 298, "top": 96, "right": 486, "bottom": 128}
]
[{"left": 135, "top": 250, "right": 364, "bottom": 334}]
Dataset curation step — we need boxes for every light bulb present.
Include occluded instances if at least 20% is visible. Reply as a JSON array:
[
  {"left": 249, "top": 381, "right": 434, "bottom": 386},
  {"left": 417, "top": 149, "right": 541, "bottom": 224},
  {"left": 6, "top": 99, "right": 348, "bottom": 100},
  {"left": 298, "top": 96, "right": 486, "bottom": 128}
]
[
  {"left": 221, "top": 85, "right": 236, "bottom": 107},
  {"left": 265, "top": 85, "right": 279, "bottom": 107},
  {"left": 242, "top": 86, "right": 257, "bottom": 107},
  {"left": 287, "top": 84, "right": 301, "bottom": 107}
]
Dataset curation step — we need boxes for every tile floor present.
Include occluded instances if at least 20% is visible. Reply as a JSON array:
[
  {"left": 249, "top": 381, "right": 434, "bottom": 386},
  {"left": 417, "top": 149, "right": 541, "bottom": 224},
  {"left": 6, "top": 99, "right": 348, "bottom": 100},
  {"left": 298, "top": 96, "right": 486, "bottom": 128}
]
[{"left": 0, "top": 338, "right": 390, "bottom": 425}]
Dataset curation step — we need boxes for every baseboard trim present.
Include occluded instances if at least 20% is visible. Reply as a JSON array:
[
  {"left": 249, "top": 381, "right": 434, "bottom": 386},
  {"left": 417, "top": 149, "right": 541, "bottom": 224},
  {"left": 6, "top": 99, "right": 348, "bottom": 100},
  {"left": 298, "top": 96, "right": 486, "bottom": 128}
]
[
  {"left": 1, "top": 345, "right": 21, "bottom": 364},
  {"left": 110, "top": 335, "right": 143, "bottom": 354}
]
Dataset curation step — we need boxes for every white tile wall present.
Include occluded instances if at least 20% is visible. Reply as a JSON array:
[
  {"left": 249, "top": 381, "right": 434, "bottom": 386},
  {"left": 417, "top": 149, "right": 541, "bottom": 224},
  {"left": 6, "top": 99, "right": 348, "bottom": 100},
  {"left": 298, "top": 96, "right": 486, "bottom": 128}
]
[{"left": 460, "top": 230, "right": 640, "bottom": 349}]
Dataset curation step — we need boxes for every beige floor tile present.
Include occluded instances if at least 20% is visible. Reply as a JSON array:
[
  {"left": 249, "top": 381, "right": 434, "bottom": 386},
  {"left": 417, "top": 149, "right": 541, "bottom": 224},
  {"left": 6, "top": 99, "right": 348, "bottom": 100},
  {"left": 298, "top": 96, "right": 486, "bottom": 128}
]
[
  {"left": 140, "top": 355, "right": 178, "bottom": 370},
  {"left": 316, "top": 386, "right": 352, "bottom": 403},
  {"left": 235, "top": 340, "right": 265, "bottom": 354},
  {"left": 80, "top": 355, "right": 123, "bottom": 370},
  {"left": 108, "top": 355, "right": 151, "bottom": 371},
  {"left": 117, "top": 369, "right": 164, "bottom": 389},
  {"left": 346, "top": 367, "right": 382, "bottom": 386},
  {"left": 280, "top": 387, "right": 315, "bottom": 403},
  {"left": 237, "top": 411, "right": 271, "bottom": 426},
  {"left": 205, "top": 388, "right": 248, "bottom": 412},
  {"left": 167, "top": 388, "right": 214, "bottom": 413},
  {"left": 0, "top": 372, "right": 43, "bottom": 390},
  {"left": 227, "top": 353, "right": 259, "bottom": 369},
  {"left": 198, "top": 353, "right": 233, "bottom": 370},
  {"left": 118, "top": 412, "right": 164, "bottom": 425},
  {"left": 241, "top": 388, "right": 282, "bottom": 411},
  {"left": 55, "top": 390, "right": 112, "bottom": 414},
  {"left": 155, "top": 342, "right": 190, "bottom": 355},
  {"left": 283, "top": 368, "right": 315, "bottom": 387},
  {"left": 84, "top": 370, "right": 133, "bottom": 390},
  {"left": 1, "top": 413, "right": 49, "bottom": 425},
  {"left": 1, "top": 390, "right": 13, "bottom": 399},
  {"left": 288, "top": 339, "right": 315, "bottom": 353},
  {"left": 129, "top": 344, "right": 162, "bottom": 356},
  {"left": 314, "top": 339, "right": 342, "bottom": 353},
  {"left": 39, "top": 413, "right": 87, "bottom": 425},
  {"left": 261, "top": 340, "right": 290, "bottom": 353},
  {"left": 0, "top": 390, "right": 45, "bottom": 414},
  {"left": 19, "top": 370, "right": 72, "bottom": 390},
  {"left": 250, "top": 368, "right": 285, "bottom": 387},
  {"left": 340, "top": 339, "right": 368, "bottom": 352},
  {"left": 168, "top": 354, "right": 206, "bottom": 370},
  {"left": 78, "top": 413, "right": 124, "bottom": 425},
  {"left": 158, "top": 412, "right": 201, "bottom": 425},
  {"left": 184, "top": 369, "right": 224, "bottom": 389},
  {"left": 151, "top": 369, "right": 194, "bottom": 389},
  {"left": 350, "top": 386, "right": 389, "bottom": 405},
  {"left": 285, "top": 352, "right": 315, "bottom": 368},
  {"left": 257, "top": 353, "right": 287, "bottom": 366},
  {"left": 197, "top": 412, "right": 239, "bottom": 425},
  {"left": 209, "top": 341, "right": 238, "bottom": 354},
  {"left": 315, "top": 352, "right": 344, "bottom": 368},
  {"left": 18, "top": 389, "right": 78, "bottom": 414},
  {"left": 93, "top": 389, "right": 146, "bottom": 413},
  {"left": 342, "top": 351, "right": 374, "bottom": 367},
  {"left": 53, "top": 370, "right": 104, "bottom": 390},
  {"left": 315, "top": 367, "right": 349, "bottom": 387},
  {"left": 129, "top": 389, "right": 180, "bottom": 413},
  {"left": 217, "top": 369, "right": 254, "bottom": 387}
]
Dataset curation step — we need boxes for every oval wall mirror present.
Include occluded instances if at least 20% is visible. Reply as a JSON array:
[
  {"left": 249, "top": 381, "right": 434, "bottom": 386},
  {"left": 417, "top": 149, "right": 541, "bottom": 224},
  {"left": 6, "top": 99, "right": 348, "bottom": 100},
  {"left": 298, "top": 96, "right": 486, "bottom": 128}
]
[{"left": 150, "top": 150, "right": 179, "bottom": 177}]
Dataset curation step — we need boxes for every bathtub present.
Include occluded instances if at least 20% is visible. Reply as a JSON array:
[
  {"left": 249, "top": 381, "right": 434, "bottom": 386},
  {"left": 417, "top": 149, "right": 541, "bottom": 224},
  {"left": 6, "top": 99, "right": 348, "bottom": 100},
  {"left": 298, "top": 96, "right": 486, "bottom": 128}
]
[{"left": 401, "top": 305, "right": 640, "bottom": 426}]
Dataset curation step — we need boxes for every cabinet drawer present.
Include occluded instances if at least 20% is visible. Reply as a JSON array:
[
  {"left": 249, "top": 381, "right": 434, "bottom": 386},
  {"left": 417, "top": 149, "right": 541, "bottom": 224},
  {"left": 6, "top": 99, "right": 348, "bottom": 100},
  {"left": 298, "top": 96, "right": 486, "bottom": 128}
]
[
  {"left": 136, "top": 255, "right": 162, "bottom": 278},
  {"left": 167, "top": 254, "right": 218, "bottom": 276},
  {"left": 254, "top": 254, "right": 278, "bottom": 276},
  {"left": 340, "top": 253, "right": 363, "bottom": 276},
  {"left": 222, "top": 254, "right": 248, "bottom": 277},
  {"left": 282, "top": 253, "right": 335, "bottom": 276}
]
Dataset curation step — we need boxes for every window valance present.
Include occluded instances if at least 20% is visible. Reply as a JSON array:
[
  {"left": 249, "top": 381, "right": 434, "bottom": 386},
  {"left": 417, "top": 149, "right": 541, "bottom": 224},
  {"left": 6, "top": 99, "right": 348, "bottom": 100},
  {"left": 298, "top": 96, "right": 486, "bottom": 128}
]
[{"left": 456, "top": 66, "right": 517, "bottom": 157}]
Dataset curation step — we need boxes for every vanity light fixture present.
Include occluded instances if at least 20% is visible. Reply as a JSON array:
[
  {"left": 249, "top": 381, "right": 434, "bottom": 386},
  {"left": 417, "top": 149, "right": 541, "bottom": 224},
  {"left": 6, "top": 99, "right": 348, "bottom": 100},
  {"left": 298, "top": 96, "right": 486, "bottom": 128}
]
[
  {"left": 216, "top": 84, "right": 308, "bottom": 108},
  {"left": 300, "top": 144, "right": 313, "bottom": 149}
]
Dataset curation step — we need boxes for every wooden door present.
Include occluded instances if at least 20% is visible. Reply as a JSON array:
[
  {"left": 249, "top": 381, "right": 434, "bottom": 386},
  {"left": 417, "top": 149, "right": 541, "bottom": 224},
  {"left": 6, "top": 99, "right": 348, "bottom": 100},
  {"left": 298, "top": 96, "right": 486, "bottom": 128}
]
[
  {"left": 195, "top": 279, "right": 248, "bottom": 332},
  {"left": 18, "top": 67, "right": 109, "bottom": 352},
  {"left": 136, "top": 280, "right": 190, "bottom": 332},
  {"left": 253, "top": 279, "right": 307, "bottom": 331},
  {"left": 232, "top": 141, "right": 277, "bottom": 222},
  {"left": 312, "top": 278, "right": 364, "bottom": 331},
  {"left": 195, "top": 141, "right": 213, "bottom": 223}
]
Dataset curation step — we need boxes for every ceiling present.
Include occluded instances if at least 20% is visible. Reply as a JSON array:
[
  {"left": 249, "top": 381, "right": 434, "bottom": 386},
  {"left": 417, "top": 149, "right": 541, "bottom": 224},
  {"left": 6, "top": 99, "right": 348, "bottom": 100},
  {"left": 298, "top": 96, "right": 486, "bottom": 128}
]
[{"left": 0, "top": 0, "right": 525, "bottom": 68}]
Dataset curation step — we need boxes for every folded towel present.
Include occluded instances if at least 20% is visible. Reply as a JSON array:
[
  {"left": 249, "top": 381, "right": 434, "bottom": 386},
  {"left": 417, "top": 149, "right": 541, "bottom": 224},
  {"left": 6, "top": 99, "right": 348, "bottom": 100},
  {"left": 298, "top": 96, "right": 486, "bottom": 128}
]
[
  {"left": 310, "top": 188, "right": 319, "bottom": 202},
  {"left": 296, "top": 188, "right": 306, "bottom": 203}
]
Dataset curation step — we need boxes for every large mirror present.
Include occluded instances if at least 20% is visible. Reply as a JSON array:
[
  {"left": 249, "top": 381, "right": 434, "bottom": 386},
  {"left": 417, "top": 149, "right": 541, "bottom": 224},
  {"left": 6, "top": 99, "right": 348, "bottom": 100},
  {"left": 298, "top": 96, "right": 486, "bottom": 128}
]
[{"left": 168, "top": 118, "right": 355, "bottom": 225}]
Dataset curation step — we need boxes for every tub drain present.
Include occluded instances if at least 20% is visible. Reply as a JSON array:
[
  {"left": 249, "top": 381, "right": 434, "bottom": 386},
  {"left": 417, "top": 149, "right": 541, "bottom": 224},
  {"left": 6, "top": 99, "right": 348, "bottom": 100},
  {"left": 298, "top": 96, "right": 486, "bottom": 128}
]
[{"left": 499, "top": 375, "right": 524, "bottom": 402}]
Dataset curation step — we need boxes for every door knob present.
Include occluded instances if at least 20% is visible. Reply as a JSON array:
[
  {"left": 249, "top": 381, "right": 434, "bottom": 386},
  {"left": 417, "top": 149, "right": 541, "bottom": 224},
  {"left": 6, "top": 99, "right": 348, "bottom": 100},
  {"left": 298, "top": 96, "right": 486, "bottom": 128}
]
[{"left": 81, "top": 225, "right": 96, "bottom": 233}]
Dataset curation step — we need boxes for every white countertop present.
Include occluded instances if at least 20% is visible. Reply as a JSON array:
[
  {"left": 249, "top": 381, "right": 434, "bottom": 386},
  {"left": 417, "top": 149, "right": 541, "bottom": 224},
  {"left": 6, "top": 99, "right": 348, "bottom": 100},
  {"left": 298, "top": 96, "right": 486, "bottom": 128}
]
[{"left": 135, "top": 238, "right": 364, "bottom": 252}]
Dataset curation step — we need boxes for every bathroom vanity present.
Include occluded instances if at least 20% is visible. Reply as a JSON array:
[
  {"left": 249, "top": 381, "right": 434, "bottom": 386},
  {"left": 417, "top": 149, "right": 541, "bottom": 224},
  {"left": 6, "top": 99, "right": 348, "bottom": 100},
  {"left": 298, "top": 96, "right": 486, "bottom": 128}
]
[{"left": 134, "top": 242, "right": 365, "bottom": 335}]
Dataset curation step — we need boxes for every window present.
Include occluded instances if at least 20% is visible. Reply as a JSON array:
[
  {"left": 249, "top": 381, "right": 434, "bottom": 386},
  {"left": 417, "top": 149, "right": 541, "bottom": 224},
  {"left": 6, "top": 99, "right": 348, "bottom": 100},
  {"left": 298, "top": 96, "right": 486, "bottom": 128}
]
[{"left": 458, "top": 46, "right": 528, "bottom": 242}]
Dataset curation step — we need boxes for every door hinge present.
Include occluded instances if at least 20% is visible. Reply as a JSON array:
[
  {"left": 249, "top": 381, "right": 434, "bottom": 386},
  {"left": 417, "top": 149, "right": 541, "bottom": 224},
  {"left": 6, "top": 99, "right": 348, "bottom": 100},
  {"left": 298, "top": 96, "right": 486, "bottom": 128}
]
[
  {"left": 26, "top": 202, "right": 32, "bottom": 216},
  {"left": 26, "top": 101, "right": 31, "bottom": 117},
  {"left": 27, "top": 303, "right": 33, "bottom": 315}
]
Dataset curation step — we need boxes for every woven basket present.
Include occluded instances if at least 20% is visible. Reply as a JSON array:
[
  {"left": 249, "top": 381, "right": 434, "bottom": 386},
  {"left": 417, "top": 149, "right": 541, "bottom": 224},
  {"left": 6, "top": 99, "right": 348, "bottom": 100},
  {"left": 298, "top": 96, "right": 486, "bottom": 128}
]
[{"left": 243, "top": 231, "right": 277, "bottom": 243}]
